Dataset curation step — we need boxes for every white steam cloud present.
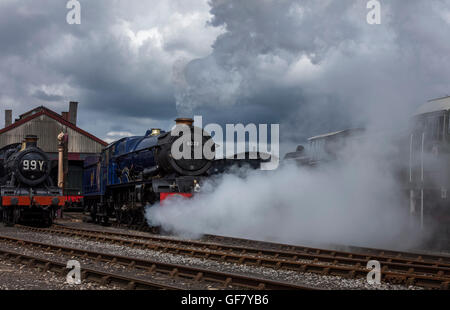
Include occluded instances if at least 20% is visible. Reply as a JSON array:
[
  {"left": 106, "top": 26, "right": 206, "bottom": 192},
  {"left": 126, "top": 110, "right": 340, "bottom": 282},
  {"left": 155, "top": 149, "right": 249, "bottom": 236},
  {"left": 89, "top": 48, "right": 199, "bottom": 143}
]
[
  {"left": 145, "top": 131, "right": 425, "bottom": 250},
  {"left": 148, "top": 0, "right": 448, "bottom": 250}
]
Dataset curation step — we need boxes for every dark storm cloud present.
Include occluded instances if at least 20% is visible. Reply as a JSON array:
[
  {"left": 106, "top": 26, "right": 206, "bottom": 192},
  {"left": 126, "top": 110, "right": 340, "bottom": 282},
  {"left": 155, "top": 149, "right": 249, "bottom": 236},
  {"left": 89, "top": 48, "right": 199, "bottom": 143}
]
[
  {"left": 0, "top": 0, "right": 220, "bottom": 142},
  {"left": 0, "top": 0, "right": 449, "bottom": 145},
  {"left": 176, "top": 0, "right": 450, "bottom": 141}
]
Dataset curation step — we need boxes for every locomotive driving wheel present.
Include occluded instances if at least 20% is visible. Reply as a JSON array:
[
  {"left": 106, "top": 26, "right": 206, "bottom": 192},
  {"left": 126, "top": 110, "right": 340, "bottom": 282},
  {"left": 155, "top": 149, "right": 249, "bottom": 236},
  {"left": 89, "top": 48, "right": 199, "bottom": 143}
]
[
  {"left": 3, "top": 207, "right": 14, "bottom": 227},
  {"left": 135, "top": 207, "right": 148, "bottom": 229},
  {"left": 13, "top": 207, "right": 20, "bottom": 225},
  {"left": 43, "top": 210, "right": 53, "bottom": 227}
]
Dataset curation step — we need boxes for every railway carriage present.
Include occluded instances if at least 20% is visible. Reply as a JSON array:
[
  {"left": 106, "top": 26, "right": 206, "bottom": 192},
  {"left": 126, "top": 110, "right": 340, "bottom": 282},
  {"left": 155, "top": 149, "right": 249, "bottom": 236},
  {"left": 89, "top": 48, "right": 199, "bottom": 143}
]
[
  {"left": 284, "top": 97, "right": 450, "bottom": 246},
  {"left": 409, "top": 97, "right": 450, "bottom": 245}
]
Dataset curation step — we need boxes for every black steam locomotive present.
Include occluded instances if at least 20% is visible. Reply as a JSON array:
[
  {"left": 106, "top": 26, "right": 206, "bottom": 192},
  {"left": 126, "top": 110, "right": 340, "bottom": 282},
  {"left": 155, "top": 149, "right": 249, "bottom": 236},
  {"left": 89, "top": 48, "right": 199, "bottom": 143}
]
[
  {"left": 0, "top": 135, "right": 64, "bottom": 226},
  {"left": 83, "top": 118, "right": 268, "bottom": 226},
  {"left": 83, "top": 118, "right": 214, "bottom": 225}
]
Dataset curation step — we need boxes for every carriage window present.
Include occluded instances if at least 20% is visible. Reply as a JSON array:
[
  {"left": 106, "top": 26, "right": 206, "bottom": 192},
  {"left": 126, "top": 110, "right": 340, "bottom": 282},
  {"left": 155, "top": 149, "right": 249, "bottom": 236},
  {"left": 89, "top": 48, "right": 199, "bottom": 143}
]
[
  {"left": 308, "top": 141, "right": 316, "bottom": 161},
  {"left": 414, "top": 117, "right": 425, "bottom": 132},
  {"left": 431, "top": 115, "right": 445, "bottom": 141},
  {"left": 438, "top": 115, "right": 444, "bottom": 140},
  {"left": 310, "top": 139, "right": 327, "bottom": 161},
  {"left": 423, "top": 115, "right": 444, "bottom": 141},
  {"left": 447, "top": 113, "right": 450, "bottom": 136}
]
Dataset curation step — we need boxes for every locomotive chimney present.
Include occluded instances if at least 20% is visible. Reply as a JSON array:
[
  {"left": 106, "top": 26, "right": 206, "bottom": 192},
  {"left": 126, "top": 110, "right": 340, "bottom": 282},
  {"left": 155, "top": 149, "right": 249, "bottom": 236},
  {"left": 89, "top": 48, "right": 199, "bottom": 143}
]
[
  {"left": 68, "top": 101, "right": 78, "bottom": 125},
  {"left": 5, "top": 109, "right": 12, "bottom": 128},
  {"left": 24, "top": 135, "right": 38, "bottom": 148},
  {"left": 175, "top": 118, "right": 194, "bottom": 126}
]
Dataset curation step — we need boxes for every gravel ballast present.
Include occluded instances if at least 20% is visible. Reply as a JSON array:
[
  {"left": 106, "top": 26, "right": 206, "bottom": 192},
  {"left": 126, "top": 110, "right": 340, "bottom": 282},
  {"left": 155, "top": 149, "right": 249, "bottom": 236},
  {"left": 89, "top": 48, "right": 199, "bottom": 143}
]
[{"left": 0, "top": 224, "right": 424, "bottom": 290}]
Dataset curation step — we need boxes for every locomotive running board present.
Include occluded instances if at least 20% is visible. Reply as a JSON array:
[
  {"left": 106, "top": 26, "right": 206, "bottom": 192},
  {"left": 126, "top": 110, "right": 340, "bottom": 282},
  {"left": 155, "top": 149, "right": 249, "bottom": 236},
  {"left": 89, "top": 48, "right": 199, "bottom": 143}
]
[{"left": 1, "top": 196, "right": 65, "bottom": 206}]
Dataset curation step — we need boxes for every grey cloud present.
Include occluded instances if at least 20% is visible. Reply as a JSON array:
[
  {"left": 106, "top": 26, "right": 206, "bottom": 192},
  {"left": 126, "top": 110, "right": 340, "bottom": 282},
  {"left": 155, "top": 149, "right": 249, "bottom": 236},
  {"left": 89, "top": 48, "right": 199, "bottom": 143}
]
[
  {"left": 0, "top": 0, "right": 216, "bottom": 136},
  {"left": 175, "top": 0, "right": 450, "bottom": 142},
  {"left": 0, "top": 0, "right": 449, "bottom": 147},
  {"left": 32, "top": 89, "right": 64, "bottom": 102}
]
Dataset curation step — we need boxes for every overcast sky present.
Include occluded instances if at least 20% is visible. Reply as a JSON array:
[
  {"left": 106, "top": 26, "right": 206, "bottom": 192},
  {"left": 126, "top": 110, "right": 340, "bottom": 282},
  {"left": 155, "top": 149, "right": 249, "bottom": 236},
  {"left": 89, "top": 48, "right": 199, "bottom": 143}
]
[{"left": 1, "top": 0, "right": 449, "bottom": 147}]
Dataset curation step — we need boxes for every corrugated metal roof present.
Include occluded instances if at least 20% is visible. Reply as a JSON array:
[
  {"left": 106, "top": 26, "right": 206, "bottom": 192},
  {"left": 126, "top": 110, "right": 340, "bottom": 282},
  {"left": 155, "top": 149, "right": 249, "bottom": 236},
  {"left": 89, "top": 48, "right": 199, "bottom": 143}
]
[
  {"left": 0, "top": 107, "right": 107, "bottom": 146},
  {"left": 415, "top": 96, "right": 450, "bottom": 115},
  {"left": 0, "top": 114, "right": 105, "bottom": 153}
]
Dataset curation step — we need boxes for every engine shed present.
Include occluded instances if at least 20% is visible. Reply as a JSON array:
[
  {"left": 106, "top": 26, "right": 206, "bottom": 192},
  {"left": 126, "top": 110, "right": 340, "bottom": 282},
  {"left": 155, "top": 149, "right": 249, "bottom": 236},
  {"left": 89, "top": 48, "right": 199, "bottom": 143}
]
[{"left": 0, "top": 102, "right": 107, "bottom": 199}]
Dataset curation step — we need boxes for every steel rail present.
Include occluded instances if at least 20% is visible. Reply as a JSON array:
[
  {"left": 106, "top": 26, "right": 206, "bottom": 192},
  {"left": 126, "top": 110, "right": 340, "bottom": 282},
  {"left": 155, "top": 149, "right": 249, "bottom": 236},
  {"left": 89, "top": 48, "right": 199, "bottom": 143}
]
[
  {"left": 0, "top": 247, "right": 179, "bottom": 290},
  {"left": 46, "top": 225, "right": 450, "bottom": 273},
  {"left": 16, "top": 225, "right": 450, "bottom": 289},
  {"left": 203, "top": 234, "right": 450, "bottom": 265},
  {"left": 83, "top": 222, "right": 450, "bottom": 266},
  {"left": 0, "top": 233, "right": 312, "bottom": 290},
  {"left": 50, "top": 224, "right": 450, "bottom": 270}
]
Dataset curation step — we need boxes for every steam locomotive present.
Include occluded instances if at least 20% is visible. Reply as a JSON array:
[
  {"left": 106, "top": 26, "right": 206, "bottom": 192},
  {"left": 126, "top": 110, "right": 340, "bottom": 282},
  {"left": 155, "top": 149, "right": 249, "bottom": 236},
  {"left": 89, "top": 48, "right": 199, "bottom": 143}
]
[
  {"left": 0, "top": 135, "right": 64, "bottom": 226},
  {"left": 83, "top": 118, "right": 268, "bottom": 226}
]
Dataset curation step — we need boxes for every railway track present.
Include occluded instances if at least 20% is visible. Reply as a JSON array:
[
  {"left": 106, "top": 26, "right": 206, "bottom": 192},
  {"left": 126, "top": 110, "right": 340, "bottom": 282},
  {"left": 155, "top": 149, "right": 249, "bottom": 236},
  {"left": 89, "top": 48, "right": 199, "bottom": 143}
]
[
  {"left": 108, "top": 222, "right": 450, "bottom": 266},
  {"left": 0, "top": 246, "right": 180, "bottom": 290},
  {"left": 203, "top": 234, "right": 450, "bottom": 266},
  {"left": 0, "top": 232, "right": 311, "bottom": 290},
  {"left": 16, "top": 224, "right": 450, "bottom": 289}
]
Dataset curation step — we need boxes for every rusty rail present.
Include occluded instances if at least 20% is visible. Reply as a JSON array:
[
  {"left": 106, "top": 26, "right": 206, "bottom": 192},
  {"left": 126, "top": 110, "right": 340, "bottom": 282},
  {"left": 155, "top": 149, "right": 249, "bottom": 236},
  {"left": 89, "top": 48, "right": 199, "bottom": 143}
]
[
  {"left": 203, "top": 234, "right": 450, "bottom": 265},
  {"left": 0, "top": 247, "right": 179, "bottom": 290},
  {"left": 0, "top": 233, "right": 311, "bottom": 290},
  {"left": 50, "top": 224, "right": 450, "bottom": 269},
  {"left": 86, "top": 222, "right": 450, "bottom": 266},
  {"left": 16, "top": 225, "right": 450, "bottom": 289}
]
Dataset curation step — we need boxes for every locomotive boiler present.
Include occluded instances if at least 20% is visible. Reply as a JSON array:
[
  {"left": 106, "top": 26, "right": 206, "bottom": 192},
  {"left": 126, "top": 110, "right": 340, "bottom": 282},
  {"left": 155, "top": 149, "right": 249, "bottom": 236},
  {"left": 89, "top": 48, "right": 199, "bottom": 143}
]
[{"left": 0, "top": 135, "right": 64, "bottom": 226}]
